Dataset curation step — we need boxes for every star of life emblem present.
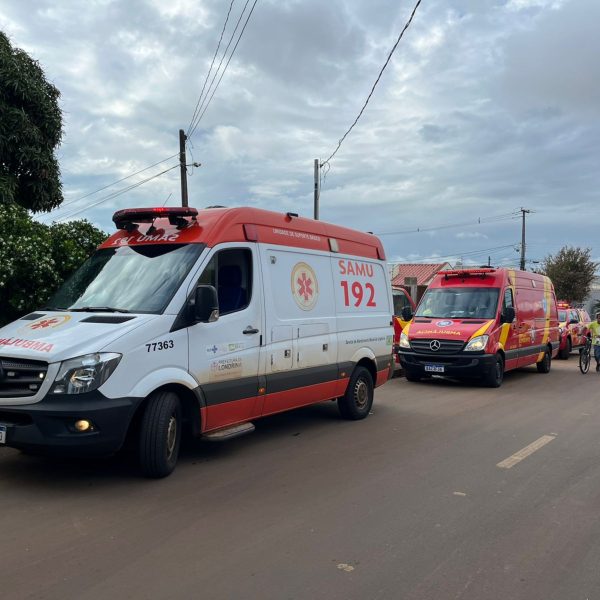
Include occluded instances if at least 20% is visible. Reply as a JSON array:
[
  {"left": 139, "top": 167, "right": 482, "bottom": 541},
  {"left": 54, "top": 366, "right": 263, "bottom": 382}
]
[{"left": 291, "top": 262, "right": 318, "bottom": 311}]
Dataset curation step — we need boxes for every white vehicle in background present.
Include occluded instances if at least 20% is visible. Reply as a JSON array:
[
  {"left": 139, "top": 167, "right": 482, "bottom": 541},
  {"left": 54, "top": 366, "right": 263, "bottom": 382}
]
[{"left": 0, "top": 206, "right": 394, "bottom": 477}]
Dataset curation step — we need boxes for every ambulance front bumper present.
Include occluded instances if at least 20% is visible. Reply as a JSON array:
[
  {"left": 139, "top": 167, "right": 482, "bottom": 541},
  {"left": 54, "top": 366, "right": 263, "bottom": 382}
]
[
  {"left": 398, "top": 350, "right": 497, "bottom": 379},
  {"left": 0, "top": 391, "right": 141, "bottom": 456}
]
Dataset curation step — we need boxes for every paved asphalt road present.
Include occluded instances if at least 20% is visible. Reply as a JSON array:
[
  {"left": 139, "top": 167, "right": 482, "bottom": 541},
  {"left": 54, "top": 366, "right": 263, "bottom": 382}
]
[{"left": 1, "top": 357, "right": 600, "bottom": 600}]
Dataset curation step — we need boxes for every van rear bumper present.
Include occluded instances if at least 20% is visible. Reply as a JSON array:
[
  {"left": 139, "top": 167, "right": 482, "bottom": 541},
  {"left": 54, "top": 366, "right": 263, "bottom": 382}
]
[
  {"left": 398, "top": 350, "right": 496, "bottom": 380},
  {"left": 0, "top": 392, "right": 141, "bottom": 457}
]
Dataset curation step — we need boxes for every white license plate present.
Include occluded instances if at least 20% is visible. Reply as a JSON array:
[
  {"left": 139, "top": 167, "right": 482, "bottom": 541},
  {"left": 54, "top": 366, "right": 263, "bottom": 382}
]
[
  {"left": 0, "top": 425, "right": 6, "bottom": 444},
  {"left": 424, "top": 364, "right": 445, "bottom": 373}
]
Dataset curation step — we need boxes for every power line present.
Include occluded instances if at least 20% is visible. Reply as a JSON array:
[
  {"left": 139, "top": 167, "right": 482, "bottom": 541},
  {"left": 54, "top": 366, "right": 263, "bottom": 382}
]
[
  {"left": 49, "top": 164, "right": 180, "bottom": 223},
  {"left": 187, "top": 0, "right": 258, "bottom": 139},
  {"left": 187, "top": 0, "right": 237, "bottom": 135},
  {"left": 389, "top": 244, "right": 518, "bottom": 264},
  {"left": 321, "top": 0, "right": 422, "bottom": 169},
  {"left": 376, "top": 211, "right": 520, "bottom": 236},
  {"left": 42, "top": 154, "right": 180, "bottom": 220}
]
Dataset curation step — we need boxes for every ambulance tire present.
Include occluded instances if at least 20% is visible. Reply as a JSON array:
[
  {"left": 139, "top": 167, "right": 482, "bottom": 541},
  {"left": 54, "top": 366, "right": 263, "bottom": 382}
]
[
  {"left": 559, "top": 338, "right": 571, "bottom": 360},
  {"left": 138, "top": 390, "right": 182, "bottom": 478},
  {"left": 338, "top": 366, "right": 373, "bottom": 420},
  {"left": 536, "top": 348, "right": 552, "bottom": 373},
  {"left": 484, "top": 354, "right": 504, "bottom": 388}
]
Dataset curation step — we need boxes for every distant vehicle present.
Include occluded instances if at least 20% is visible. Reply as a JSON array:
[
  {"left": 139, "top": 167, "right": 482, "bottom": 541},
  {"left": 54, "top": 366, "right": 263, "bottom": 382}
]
[
  {"left": 398, "top": 267, "right": 560, "bottom": 387},
  {"left": 0, "top": 206, "right": 394, "bottom": 477},
  {"left": 556, "top": 303, "right": 591, "bottom": 359},
  {"left": 392, "top": 286, "right": 416, "bottom": 366}
]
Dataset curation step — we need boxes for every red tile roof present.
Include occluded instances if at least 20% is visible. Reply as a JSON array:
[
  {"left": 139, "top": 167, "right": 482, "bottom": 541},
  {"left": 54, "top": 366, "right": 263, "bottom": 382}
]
[{"left": 391, "top": 263, "right": 451, "bottom": 287}]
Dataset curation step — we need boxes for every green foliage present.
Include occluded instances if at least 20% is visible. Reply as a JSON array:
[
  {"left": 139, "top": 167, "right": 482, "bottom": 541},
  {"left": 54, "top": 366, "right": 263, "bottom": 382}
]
[
  {"left": 0, "top": 204, "right": 106, "bottom": 325},
  {"left": 541, "top": 246, "right": 598, "bottom": 304},
  {"left": 0, "top": 31, "right": 63, "bottom": 212}
]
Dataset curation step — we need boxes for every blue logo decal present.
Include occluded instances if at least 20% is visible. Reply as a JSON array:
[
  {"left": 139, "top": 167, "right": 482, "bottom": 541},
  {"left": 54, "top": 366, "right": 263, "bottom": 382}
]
[{"left": 436, "top": 320, "right": 454, "bottom": 327}]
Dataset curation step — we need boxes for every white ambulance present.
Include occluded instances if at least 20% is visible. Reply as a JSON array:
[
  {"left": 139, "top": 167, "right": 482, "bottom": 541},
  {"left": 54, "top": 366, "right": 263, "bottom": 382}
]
[{"left": 0, "top": 207, "right": 393, "bottom": 477}]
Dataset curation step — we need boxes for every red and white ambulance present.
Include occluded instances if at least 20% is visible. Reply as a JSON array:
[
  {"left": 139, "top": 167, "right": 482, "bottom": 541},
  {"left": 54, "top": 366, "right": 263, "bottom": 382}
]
[
  {"left": 398, "top": 267, "right": 559, "bottom": 387},
  {"left": 556, "top": 302, "right": 591, "bottom": 359},
  {"left": 0, "top": 207, "right": 393, "bottom": 477}
]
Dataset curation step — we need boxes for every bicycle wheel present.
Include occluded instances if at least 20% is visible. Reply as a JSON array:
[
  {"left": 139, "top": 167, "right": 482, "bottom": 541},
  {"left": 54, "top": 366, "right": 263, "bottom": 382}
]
[{"left": 580, "top": 347, "right": 591, "bottom": 374}]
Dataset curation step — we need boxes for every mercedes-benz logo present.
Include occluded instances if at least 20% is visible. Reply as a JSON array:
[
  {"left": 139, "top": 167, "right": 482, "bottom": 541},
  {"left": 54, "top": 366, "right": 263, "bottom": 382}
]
[{"left": 429, "top": 340, "right": 441, "bottom": 351}]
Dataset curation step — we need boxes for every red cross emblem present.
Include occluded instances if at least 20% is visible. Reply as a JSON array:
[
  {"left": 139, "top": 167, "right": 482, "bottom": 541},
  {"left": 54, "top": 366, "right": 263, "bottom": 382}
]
[
  {"left": 297, "top": 272, "right": 314, "bottom": 302},
  {"left": 291, "top": 262, "right": 318, "bottom": 310},
  {"left": 30, "top": 318, "right": 60, "bottom": 330}
]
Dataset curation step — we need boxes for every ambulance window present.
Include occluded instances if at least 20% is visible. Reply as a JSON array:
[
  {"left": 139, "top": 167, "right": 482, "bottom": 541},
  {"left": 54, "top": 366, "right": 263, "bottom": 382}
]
[
  {"left": 199, "top": 249, "right": 252, "bottom": 315},
  {"left": 503, "top": 289, "right": 514, "bottom": 310},
  {"left": 393, "top": 290, "right": 411, "bottom": 315},
  {"left": 570, "top": 310, "right": 579, "bottom": 323}
]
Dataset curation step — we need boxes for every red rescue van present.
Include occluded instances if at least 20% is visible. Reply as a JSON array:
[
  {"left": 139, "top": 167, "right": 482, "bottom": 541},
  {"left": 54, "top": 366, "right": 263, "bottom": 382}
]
[
  {"left": 0, "top": 206, "right": 394, "bottom": 477},
  {"left": 556, "top": 302, "right": 591, "bottom": 359},
  {"left": 398, "top": 268, "right": 559, "bottom": 387}
]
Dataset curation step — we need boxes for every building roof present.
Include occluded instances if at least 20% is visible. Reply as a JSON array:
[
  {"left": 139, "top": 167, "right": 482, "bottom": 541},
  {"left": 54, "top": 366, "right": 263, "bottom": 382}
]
[{"left": 391, "top": 262, "right": 452, "bottom": 287}]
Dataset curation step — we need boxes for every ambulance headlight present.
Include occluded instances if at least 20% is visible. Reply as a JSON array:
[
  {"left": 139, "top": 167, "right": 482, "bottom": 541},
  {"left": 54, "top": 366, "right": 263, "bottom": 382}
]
[
  {"left": 464, "top": 335, "right": 489, "bottom": 352},
  {"left": 51, "top": 353, "right": 122, "bottom": 394},
  {"left": 399, "top": 332, "right": 411, "bottom": 349}
]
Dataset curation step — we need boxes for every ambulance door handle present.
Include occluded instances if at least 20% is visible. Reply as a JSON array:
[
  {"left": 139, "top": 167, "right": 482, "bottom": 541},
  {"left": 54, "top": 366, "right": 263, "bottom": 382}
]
[{"left": 243, "top": 326, "right": 259, "bottom": 335}]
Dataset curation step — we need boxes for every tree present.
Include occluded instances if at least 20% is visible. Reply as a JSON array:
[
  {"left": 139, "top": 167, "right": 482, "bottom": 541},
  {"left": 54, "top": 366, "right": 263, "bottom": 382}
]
[
  {"left": 0, "top": 31, "right": 63, "bottom": 212},
  {"left": 0, "top": 204, "right": 106, "bottom": 325},
  {"left": 541, "top": 246, "right": 598, "bottom": 304}
]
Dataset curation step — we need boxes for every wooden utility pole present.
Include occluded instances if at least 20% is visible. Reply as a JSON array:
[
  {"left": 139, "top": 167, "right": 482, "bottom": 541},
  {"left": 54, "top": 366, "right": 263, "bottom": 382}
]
[
  {"left": 520, "top": 208, "right": 530, "bottom": 270},
  {"left": 313, "top": 159, "right": 320, "bottom": 220},
  {"left": 179, "top": 129, "right": 189, "bottom": 207}
]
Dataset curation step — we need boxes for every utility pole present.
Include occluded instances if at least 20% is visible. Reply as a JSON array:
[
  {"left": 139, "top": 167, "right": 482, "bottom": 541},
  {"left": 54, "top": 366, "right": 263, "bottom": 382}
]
[
  {"left": 520, "top": 207, "right": 530, "bottom": 270},
  {"left": 313, "top": 159, "right": 320, "bottom": 220},
  {"left": 179, "top": 129, "right": 189, "bottom": 207}
]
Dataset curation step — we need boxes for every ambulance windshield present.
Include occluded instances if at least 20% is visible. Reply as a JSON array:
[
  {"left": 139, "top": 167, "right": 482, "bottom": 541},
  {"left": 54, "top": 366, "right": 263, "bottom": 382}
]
[
  {"left": 46, "top": 244, "right": 204, "bottom": 314},
  {"left": 416, "top": 287, "right": 500, "bottom": 319},
  {"left": 558, "top": 310, "right": 567, "bottom": 322}
]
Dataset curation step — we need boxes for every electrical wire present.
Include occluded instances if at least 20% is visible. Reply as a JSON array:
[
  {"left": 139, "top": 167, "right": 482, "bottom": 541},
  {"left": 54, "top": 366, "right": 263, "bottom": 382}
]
[
  {"left": 187, "top": 0, "right": 258, "bottom": 139},
  {"left": 42, "top": 153, "right": 180, "bottom": 220},
  {"left": 389, "top": 244, "right": 519, "bottom": 264},
  {"left": 49, "top": 164, "right": 180, "bottom": 223},
  {"left": 187, "top": 0, "right": 237, "bottom": 135},
  {"left": 321, "top": 0, "right": 422, "bottom": 169},
  {"left": 376, "top": 211, "right": 520, "bottom": 236}
]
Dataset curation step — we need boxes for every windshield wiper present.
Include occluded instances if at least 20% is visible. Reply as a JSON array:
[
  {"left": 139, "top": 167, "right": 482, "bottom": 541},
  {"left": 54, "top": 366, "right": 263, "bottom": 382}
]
[
  {"left": 70, "top": 306, "right": 131, "bottom": 313},
  {"left": 41, "top": 306, "right": 69, "bottom": 312}
]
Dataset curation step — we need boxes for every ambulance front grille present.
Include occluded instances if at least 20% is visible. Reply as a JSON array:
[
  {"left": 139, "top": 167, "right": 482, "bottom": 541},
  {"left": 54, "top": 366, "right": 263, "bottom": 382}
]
[
  {"left": 410, "top": 339, "right": 465, "bottom": 354},
  {"left": 0, "top": 357, "right": 48, "bottom": 398}
]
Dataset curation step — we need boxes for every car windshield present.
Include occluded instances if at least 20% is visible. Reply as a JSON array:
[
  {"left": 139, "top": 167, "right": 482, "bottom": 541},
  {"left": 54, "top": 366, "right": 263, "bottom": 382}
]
[
  {"left": 416, "top": 287, "right": 500, "bottom": 319},
  {"left": 45, "top": 244, "right": 204, "bottom": 314},
  {"left": 558, "top": 310, "right": 567, "bottom": 322}
]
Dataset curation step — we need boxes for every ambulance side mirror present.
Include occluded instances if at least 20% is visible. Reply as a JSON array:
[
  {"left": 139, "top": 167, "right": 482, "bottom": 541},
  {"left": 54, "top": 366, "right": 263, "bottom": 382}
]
[
  {"left": 401, "top": 306, "right": 413, "bottom": 321},
  {"left": 501, "top": 307, "right": 515, "bottom": 324},
  {"left": 193, "top": 285, "right": 219, "bottom": 323}
]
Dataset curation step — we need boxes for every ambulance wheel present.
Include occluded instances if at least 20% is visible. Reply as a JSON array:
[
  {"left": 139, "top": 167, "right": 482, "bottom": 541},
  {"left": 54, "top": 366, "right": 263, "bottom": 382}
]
[
  {"left": 484, "top": 354, "right": 504, "bottom": 388},
  {"left": 559, "top": 338, "right": 571, "bottom": 360},
  {"left": 536, "top": 348, "right": 552, "bottom": 373},
  {"left": 338, "top": 367, "right": 373, "bottom": 420},
  {"left": 138, "top": 390, "right": 182, "bottom": 478}
]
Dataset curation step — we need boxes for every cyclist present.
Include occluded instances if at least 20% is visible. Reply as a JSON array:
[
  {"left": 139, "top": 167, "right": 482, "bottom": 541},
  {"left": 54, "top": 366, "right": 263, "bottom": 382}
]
[{"left": 589, "top": 312, "right": 600, "bottom": 371}]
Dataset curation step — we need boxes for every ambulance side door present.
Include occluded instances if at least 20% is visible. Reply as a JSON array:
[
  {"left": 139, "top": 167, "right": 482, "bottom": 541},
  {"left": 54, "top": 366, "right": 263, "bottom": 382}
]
[{"left": 187, "top": 244, "right": 263, "bottom": 431}]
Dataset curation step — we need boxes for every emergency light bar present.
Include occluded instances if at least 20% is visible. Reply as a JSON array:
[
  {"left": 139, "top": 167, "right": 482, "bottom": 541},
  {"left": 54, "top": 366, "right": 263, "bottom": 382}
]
[
  {"left": 443, "top": 268, "right": 496, "bottom": 280},
  {"left": 112, "top": 207, "right": 198, "bottom": 230}
]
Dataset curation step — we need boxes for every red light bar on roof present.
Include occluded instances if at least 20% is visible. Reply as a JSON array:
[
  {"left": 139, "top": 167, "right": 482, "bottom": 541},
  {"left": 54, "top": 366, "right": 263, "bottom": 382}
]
[
  {"left": 443, "top": 268, "right": 496, "bottom": 279},
  {"left": 112, "top": 207, "right": 198, "bottom": 229}
]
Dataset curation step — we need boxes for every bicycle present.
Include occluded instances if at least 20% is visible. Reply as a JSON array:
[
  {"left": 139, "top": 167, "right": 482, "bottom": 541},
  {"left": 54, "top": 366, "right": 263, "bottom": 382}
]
[{"left": 579, "top": 336, "right": 592, "bottom": 374}]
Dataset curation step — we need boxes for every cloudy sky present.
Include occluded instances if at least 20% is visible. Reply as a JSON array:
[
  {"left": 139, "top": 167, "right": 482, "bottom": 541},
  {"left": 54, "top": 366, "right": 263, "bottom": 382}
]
[{"left": 2, "top": 0, "right": 599, "bottom": 268}]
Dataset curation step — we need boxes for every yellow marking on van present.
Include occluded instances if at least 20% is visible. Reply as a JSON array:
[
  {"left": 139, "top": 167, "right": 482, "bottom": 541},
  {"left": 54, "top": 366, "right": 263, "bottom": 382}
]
[
  {"left": 499, "top": 323, "right": 511, "bottom": 347},
  {"left": 537, "top": 277, "right": 552, "bottom": 362},
  {"left": 497, "top": 435, "right": 556, "bottom": 469},
  {"left": 471, "top": 320, "right": 493, "bottom": 339}
]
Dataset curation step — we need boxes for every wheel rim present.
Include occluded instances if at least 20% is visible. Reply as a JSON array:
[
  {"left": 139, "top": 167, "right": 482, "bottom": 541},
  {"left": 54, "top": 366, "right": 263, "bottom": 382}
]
[
  {"left": 166, "top": 414, "right": 178, "bottom": 459},
  {"left": 354, "top": 379, "right": 369, "bottom": 409}
]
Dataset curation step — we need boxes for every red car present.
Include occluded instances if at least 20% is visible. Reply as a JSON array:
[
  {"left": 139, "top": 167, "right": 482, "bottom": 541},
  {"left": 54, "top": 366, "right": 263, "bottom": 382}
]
[{"left": 557, "top": 303, "right": 591, "bottom": 359}]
